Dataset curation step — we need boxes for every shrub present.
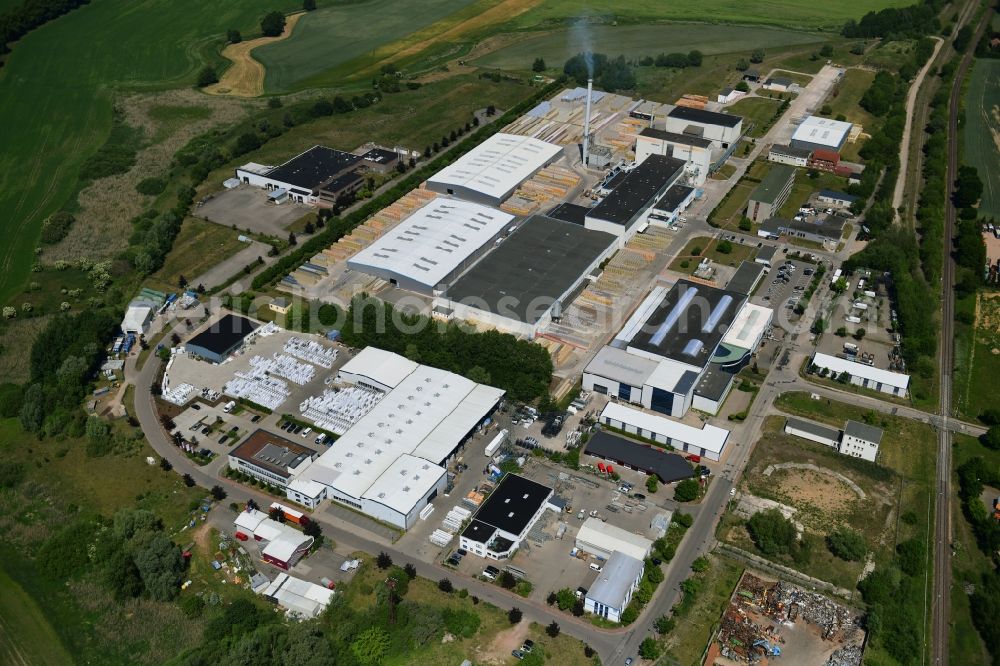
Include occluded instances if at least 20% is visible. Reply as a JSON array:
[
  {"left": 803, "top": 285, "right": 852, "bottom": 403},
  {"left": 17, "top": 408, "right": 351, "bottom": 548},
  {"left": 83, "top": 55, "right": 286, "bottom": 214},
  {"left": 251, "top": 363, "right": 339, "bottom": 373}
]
[
  {"left": 442, "top": 608, "right": 480, "bottom": 637},
  {"left": 674, "top": 478, "right": 700, "bottom": 502},
  {"left": 438, "top": 577, "right": 453, "bottom": 593},
  {"left": 747, "top": 509, "right": 797, "bottom": 556},
  {"left": 508, "top": 607, "right": 522, "bottom": 624},
  {"left": 136, "top": 177, "right": 166, "bottom": 196},
  {"left": 674, "top": 512, "right": 693, "bottom": 528},
  {"left": 717, "top": 239, "right": 733, "bottom": 254},
  {"left": 197, "top": 66, "right": 218, "bottom": 88},
  {"left": 639, "top": 637, "right": 661, "bottom": 659},
  {"left": 827, "top": 528, "right": 867, "bottom": 561},
  {"left": 545, "top": 621, "right": 561, "bottom": 637},
  {"left": 376, "top": 551, "right": 392, "bottom": 569},
  {"left": 39, "top": 211, "right": 75, "bottom": 245}
]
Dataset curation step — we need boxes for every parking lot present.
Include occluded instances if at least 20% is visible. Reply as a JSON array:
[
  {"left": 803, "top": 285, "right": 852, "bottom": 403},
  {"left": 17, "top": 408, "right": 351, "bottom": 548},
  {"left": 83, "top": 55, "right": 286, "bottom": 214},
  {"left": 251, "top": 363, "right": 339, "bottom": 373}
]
[
  {"left": 196, "top": 186, "right": 311, "bottom": 236},
  {"left": 751, "top": 258, "right": 817, "bottom": 332}
]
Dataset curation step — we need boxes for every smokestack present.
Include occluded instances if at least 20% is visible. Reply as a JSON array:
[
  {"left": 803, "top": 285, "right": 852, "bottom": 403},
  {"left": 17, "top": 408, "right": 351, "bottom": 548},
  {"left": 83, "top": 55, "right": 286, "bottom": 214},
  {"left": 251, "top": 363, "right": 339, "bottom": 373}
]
[{"left": 582, "top": 78, "right": 593, "bottom": 168}]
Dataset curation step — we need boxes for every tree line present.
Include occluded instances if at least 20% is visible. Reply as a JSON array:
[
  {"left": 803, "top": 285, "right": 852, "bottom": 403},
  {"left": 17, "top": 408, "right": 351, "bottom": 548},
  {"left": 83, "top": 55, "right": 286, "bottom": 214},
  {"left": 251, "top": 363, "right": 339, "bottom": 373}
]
[
  {"left": 842, "top": 0, "right": 944, "bottom": 39},
  {"left": 340, "top": 295, "right": 553, "bottom": 402},
  {"left": 956, "top": 455, "right": 1000, "bottom": 663}
]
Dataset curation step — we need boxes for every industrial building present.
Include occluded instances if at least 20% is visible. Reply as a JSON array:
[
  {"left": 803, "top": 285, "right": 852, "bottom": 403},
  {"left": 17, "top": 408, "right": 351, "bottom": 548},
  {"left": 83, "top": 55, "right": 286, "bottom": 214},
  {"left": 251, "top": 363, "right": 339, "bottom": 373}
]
[
  {"left": 262, "top": 573, "right": 335, "bottom": 619},
  {"left": 585, "top": 155, "right": 687, "bottom": 242},
  {"left": 746, "top": 165, "right": 796, "bottom": 223},
  {"left": 811, "top": 352, "right": 910, "bottom": 397},
  {"left": 425, "top": 133, "right": 562, "bottom": 206},
  {"left": 121, "top": 301, "right": 155, "bottom": 335},
  {"left": 755, "top": 245, "right": 778, "bottom": 268},
  {"left": 228, "top": 429, "right": 319, "bottom": 490},
  {"left": 664, "top": 106, "right": 744, "bottom": 147},
  {"left": 236, "top": 146, "right": 364, "bottom": 205},
  {"left": 598, "top": 402, "right": 730, "bottom": 462},
  {"left": 784, "top": 417, "right": 884, "bottom": 462},
  {"left": 436, "top": 214, "right": 617, "bottom": 337},
  {"left": 284, "top": 347, "right": 505, "bottom": 529},
  {"left": 584, "top": 551, "right": 645, "bottom": 623},
  {"left": 634, "top": 128, "right": 713, "bottom": 186},
  {"left": 768, "top": 144, "right": 812, "bottom": 167},
  {"left": 758, "top": 215, "right": 847, "bottom": 244},
  {"left": 583, "top": 279, "right": 772, "bottom": 419},
  {"left": 184, "top": 313, "right": 260, "bottom": 363},
  {"left": 791, "top": 116, "right": 852, "bottom": 155},
  {"left": 817, "top": 189, "right": 859, "bottom": 208},
  {"left": 584, "top": 430, "right": 697, "bottom": 483},
  {"left": 459, "top": 473, "right": 555, "bottom": 559},
  {"left": 726, "top": 261, "right": 767, "bottom": 296},
  {"left": 234, "top": 509, "right": 314, "bottom": 570},
  {"left": 347, "top": 198, "right": 515, "bottom": 295},
  {"left": 575, "top": 517, "right": 653, "bottom": 562},
  {"left": 649, "top": 184, "right": 697, "bottom": 225}
]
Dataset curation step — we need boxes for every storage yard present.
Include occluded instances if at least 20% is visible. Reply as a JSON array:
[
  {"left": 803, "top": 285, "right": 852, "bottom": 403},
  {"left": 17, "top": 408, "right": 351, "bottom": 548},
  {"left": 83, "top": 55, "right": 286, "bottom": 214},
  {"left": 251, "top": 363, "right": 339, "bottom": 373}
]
[{"left": 707, "top": 572, "right": 865, "bottom": 666}]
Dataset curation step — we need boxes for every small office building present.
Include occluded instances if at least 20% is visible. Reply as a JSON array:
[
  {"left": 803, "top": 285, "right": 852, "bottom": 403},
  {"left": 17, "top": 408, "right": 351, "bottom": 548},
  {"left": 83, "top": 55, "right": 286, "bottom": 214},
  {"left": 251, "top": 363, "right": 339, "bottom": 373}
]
[
  {"left": 817, "top": 189, "right": 859, "bottom": 208},
  {"left": 746, "top": 165, "right": 795, "bottom": 223},
  {"left": 575, "top": 517, "right": 653, "bottom": 562},
  {"left": 768, "top": 144, "right": 812, "bottom": 168},
  {"left": 784, "top": 416, "right": 884, "bottom": 462},
  {"left": 758, "top": 216, "right": 846, "bottom": 245},
  {"left": 228, "top": 430, "right": 318, "bottom": 490}
]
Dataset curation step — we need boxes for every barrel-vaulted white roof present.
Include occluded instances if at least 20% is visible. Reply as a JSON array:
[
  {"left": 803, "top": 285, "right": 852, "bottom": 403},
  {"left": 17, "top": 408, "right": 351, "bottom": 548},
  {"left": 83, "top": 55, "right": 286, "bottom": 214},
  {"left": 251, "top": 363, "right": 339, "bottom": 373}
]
[
  {"left": 348, "top": 198, "right": 514, "bottom": 290},
  {"left": 427, "top": 132, "right": 562, "bottom": 202},
  {"left": 306, "top": 350, "right": 504, "bottom": 501}
]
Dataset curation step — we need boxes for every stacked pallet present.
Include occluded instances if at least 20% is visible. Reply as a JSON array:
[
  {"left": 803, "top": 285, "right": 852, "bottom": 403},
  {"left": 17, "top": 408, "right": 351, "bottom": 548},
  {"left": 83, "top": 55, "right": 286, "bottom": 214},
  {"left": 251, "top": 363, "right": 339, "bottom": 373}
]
[
  {"left": 500, "top": 165, "right": 580, "bottom": 216},
  {"left": 675, "top": 94, "right": 708, "bottom": 109},
  {"left": 315, "top": 189, "right": 437, "bottom": 266}
]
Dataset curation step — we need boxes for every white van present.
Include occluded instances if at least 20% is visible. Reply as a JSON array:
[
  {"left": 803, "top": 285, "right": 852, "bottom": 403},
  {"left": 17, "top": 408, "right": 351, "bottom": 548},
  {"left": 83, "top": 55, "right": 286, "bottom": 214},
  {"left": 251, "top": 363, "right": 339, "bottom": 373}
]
[
  {"left": 300, "top": 427, "right": 312, "bottom": 438},
  {"left": 589, "top": 563, "right": 603, "bottom": 572}
]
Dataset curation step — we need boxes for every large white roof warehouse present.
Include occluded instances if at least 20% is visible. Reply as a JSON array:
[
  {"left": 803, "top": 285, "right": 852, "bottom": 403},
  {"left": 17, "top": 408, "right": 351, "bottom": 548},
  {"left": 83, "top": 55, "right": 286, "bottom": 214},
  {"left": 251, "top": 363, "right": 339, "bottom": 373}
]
[
  {"left": 348, "top": 198, "right": 515, "bottom": 294},
  {"left": 426, "top": 133, "right": 563, "bottom": 206},
  {"left": 791, "top": 116, "right": 853, "bottom": 153},
  {"left": 812, "top": 352, "right": 910, "bottom": 397},
  {"left": 289, "top": 348, "right": 505, "bottom": 529}
]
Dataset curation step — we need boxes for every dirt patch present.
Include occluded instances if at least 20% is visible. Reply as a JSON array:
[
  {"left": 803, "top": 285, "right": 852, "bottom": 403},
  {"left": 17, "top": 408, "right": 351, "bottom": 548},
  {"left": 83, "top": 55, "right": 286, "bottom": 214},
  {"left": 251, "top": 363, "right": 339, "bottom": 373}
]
[
  {"left": 772, "top": 469, "right": 858, "bottom": 508},
  {"left": 415, "top": 30, "right": 540, "bottom": 83},
  {"left": 475, "top": 619, "right": 530, "bottom": 664},
  {"left": 207, "top": 12, "right": 305, "bottom": 97},
  {"left": 43, "top": 90, "right": 254, "bottom": 265}
]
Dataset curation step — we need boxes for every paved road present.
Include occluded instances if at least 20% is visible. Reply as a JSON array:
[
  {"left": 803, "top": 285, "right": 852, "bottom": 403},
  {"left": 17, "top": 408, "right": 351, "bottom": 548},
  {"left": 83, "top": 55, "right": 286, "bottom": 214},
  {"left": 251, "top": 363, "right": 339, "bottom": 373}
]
[
  {"left": 891, "top": 36, "right": 944, "bottom": 219},
  {"left": 933, "top": 4, "right": 993, "bottom": 664}
]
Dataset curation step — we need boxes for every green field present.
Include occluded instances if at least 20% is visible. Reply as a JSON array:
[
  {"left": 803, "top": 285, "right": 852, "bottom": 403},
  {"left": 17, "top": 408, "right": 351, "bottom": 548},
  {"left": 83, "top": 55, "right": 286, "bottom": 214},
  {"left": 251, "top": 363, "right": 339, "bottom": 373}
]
[
  {"left": 0, "top": 0, "right": 299, "bottom": 306},
  {"left": 728, "top": 97, "right": 783, "bottom": 138},
  {"left": 257, "top": 0, "right": 479, "bottom": 91},
  {"left": 955, "top": 293, "right": 1000, "bottom": 419},
  {"left": 0, "top": 567, "right": 73, "bottom": 666},
  {"left": 473, "top": 24, "right": 827, "bottom": 70},
  {"left": 502, "top": 0, "right": 913, "bottom": 32},
  {"left": 964, "top": 58, "right": 1000, "bottom": 217}
]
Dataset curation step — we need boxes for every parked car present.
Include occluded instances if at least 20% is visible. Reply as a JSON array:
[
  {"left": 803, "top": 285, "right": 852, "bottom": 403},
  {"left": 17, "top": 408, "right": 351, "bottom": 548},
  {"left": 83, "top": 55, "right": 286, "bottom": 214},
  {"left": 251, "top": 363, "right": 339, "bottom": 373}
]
[
  {"left": 250, "top": 414, "right": 261, "bottom": 423},
  {"left": 522, "top": 640, "right": 535, "bottom": 653},
  {"left": 512, "top": 650, "right": 525, "bottom": 660},
  {"left": 632, "top": 492, "right": 646, "bottom": 500},
  {"left": 190, "top": 403, "right": 201, "bottom": 411}
]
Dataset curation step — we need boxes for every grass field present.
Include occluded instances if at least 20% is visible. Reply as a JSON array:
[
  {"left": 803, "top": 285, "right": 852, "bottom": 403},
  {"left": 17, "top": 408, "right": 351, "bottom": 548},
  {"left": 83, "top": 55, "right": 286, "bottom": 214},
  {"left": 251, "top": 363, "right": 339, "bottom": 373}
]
[
  {"left": 964, "top": 58, "right": 1000, "bottom": 217},
  {"left": 0, "top": 567, "right": 73, "bottom": 666},
  {"left": 473, "top": 24, "right": 827, "bottom": 70},
  {"left": 150, "top": 217, "right": 247, "bottom": 290},
  {"left": 256, "top": 0, "right": 479, "bottom": 91},
  {"left": 0, "top": 0, "right": 299, "bottom": 306},
  {"left": 668, "top": 235, "right": 756, "bottom": 274},
  {"left": 728, "top": 97, "right": 783, "bottom": 138},
  {"left": 501, "top": 0, "right": 912, "bottom": 32},
  {"left": 954, "top": 292, "right": 1000, "bottom": 420}
]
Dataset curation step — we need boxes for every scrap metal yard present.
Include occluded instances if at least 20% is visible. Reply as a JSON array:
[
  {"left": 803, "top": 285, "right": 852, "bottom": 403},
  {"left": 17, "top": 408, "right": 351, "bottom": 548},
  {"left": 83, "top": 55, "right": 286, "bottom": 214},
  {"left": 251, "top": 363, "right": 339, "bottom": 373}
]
[{"left": 708, "top": 572, "right": 865, "bottom": 666}]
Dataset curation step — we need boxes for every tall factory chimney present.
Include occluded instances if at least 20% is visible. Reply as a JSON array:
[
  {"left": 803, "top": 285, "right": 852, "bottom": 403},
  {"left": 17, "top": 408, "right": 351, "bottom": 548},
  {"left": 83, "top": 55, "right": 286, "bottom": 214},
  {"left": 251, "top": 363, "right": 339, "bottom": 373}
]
[{"left": 582, "top": 77, "right": 593, "bottom": 167}]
